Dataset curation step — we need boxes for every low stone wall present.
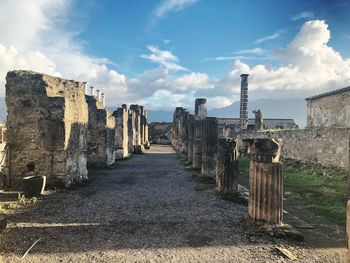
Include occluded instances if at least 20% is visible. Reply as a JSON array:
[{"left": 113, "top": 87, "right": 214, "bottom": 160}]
[
  {"left": 238, "top": 127, "right": 350, "bottom": 169},
  {"left": 149, "top": 122, "right": 172, "bottom": 145}
]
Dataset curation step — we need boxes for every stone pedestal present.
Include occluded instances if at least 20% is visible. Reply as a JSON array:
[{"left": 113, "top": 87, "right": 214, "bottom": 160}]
[
  {"left": 201, "top": 117, "right": 218, "bottom": 178},
  {"left": 247, "top": 138, "right": 283, "bottom": 225},
  {"left": 216, "top": 138, "right": 239, "bottom": 195}
]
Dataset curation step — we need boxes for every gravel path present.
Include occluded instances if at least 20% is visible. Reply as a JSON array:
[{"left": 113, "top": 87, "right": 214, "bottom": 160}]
[{"left": 0, "top": 145, "right": 346, "bottom": 262}]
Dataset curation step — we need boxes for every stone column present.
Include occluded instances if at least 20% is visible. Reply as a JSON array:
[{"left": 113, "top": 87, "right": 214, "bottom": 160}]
[
  {"left": 113, "top": 106, "right": 129, "bottom": 159},
  {"left": 195, "top": 98, "right": 207, "bottom": 120},
  {"left": 127, "top": 110, "right": 135, "bottom": 154},
  {"left": 201, "top": 117, "right": 218, "bottom": 178},
  {"left": 240, "top": 74, "right": 249, "bottom": 130},
  {"left": 187, "top": 114, "right": 195, "bottom": 163},
  {"left": 192, "top": 98, "right": 207, "bottom": 169},
  {"left": 247, "top": 138, "right": 283, "bottom": 225},
  {"left": 192, "top": 119, "right": 204, "bottom": 169},
  {"left": 253, "top": 109, "right": 263, "bottom": 131},
  {"left": 216, "top": 138, "right": 239, "bottom": 195},
  {"left": 172, "top": 107, "right": 183, "bottom": 151},
  {"left": 140, "top": 106, "right": 145, "bottom": 145},
  {"left": 130, "top": 105, "right": 141, "bottom": 147}
]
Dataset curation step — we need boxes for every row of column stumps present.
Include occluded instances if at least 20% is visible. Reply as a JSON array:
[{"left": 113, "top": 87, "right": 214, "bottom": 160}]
[{"left": 172, "top": 98, "right": 283, "bottom": 226}]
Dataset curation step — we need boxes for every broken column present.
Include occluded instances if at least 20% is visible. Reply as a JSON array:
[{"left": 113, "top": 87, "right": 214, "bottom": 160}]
[
  {"left": 240, "top": 74, "right": 249, "bottom": 130},
  {"left": 201, "top": 117, "right": 218, "bottom": 178},
  {"left": 5, "top": 70, "right": 89, "bottom": 187},
  {"left": 253, "top": 109, "right": 263, "bottom": 131},
  {"left": 247, "top": 138, "right": 283, "bottom": 225},
  {"left": 192, "top": 98, "right": 207, "bottom": 169},
  {"left": 216, "top": 138, "right": 239, "bottom": 195},
  {"left": 85, "top": 95, "right": 115, "bottom": 167},
  {"left": 113, "top": 105, "right": 129, "bottom": 159}
]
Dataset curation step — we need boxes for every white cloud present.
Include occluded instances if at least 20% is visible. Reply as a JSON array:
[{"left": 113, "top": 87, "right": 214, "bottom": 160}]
[
  {"left": 154, "top": 0, "right": 199, "bottom": 18},
  {"left": 171, "top": 72, "right": 211, "bottom": 91},
  {"left": 290, "top": 11, "right": 314, "bottom": 21},
  {"left": 202, "top": 20, "right": 350, "bottom": 102},
  {"left": 255, "top": 30, "right": 284, "bottom": 44},
  {"left": 148, "top": 0, "right": 199, "bottom": 29},
  {"left": 0, "top": 0, "right": 129, "bottom": 106},
  {"left": 235, "top": 48, "right": 266, "bottom": 55},
  {"left": 141, "top": 45, "right": 187, "bottom": 72}
]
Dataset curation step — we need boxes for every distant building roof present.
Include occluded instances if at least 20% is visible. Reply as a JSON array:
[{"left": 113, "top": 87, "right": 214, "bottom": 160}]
[{"left": 306, "top": 86, "right": 350, "bottom": 101}]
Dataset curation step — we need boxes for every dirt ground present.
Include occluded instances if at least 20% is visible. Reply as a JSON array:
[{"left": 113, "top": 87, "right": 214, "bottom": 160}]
[{"left": 0, "top": 145, "right": 347, "bottom": 262}]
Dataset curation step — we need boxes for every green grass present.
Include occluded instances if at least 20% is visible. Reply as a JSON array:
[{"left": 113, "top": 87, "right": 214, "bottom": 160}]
[{"left": 238, "top": 156, "right": 348, "bottom": 226}]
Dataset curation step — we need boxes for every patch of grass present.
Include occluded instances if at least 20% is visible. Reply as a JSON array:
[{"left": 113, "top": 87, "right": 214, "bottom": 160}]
[
  {"left": 238, "top": 157, "right": 347, "bottom": 226},
  {"left": 238, "top": 156, "right": 250, "bottom": 177}
]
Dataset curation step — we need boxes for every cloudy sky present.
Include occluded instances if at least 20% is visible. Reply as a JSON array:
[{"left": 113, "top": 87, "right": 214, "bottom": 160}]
[{"left": 1, "top": 0, "right": 350, "bottom": 110}]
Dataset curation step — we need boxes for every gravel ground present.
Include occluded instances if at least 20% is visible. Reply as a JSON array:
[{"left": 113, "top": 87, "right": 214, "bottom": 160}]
[{"left": 0, "top": 145, "right": 346, "bottom": 262}]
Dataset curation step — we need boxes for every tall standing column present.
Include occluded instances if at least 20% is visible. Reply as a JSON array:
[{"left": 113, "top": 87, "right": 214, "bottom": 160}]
[
  {"left": 192, "top": 98, "right": 207, "bottom": 169},
  {"left": 247, "top": 138, "right": 283, "bottom": 225},
  {"left": 216, "top": 138, "right": 239, "bottom": 195},
  {"left": 240, "top": 74, "right": 249, "bottom": 130}
]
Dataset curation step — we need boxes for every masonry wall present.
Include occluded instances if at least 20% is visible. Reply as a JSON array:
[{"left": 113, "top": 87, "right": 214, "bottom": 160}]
[
  {"left": 238, "top": 127, "right": 350, "bottom": 169},
  {"left": 86, "top": 96, "right": 115, "bottom": 167},
  {"left": 149, "top": 122, "right": 172, "bottom": 145},
  {"left": 5, "top": 70, "right": 89, "bottom": 187},
  {"left": 307, "top": 89, "right": 350, "bottom": 127}
]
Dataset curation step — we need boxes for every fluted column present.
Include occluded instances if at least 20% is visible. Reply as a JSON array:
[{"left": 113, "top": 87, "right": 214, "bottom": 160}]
[
  {"left": 247, "top": 138, "right": 283, "bottom": 225},
  {"left": 216, "top": 138, "right": 239, "bottom": 195}
]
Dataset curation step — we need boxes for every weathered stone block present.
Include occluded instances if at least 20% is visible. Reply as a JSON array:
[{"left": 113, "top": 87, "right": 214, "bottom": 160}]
[{"left": 5, "top": 70, "right": 89, "bottom": 187}]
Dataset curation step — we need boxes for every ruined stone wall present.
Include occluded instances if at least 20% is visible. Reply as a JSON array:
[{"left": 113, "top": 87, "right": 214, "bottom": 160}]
[
  {"left": 86, "top": 96, "right": 115, "bottom": 167},
  {"left": 238, "top": 127, "right": 350, "bottom": 169},
  {"left": 113, "top": 107, "right": 129, "bottom": 159},
  {"left": 217, "top": 118, "right": 298, "bottom": 131},
  {"left": 149, "top": 122, "right": 172, "bottom": 145},
  {"left": 307, "top": 89, "right": 350, "bottom": 127},
  {"left": 5, "top": 70, "right": 89, "bottom": 187}
]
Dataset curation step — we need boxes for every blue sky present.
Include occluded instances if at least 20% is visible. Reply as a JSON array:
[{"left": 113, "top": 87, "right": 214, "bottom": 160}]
[
  {"left": 0, "top": 0, "right": 350, "bottom": 110},
  {"left": 73, "top": 0, "right": 350, "bottom": 77}
]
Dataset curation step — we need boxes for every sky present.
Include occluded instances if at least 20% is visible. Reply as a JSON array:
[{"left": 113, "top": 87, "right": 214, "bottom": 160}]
[{"left": 0, "top": 0, "right": 350, "bottom": 111}]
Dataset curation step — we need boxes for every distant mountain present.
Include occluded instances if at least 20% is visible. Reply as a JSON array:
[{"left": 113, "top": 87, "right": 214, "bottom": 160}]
[
  {"left": 208, "top": 98, "right": 307, "bottom": 128},
  {"left": 147, "top": 110, "right": 173, "bottom": 123},
  {"left": 0, "top": 97, "right": 307, "bottom": 127}
]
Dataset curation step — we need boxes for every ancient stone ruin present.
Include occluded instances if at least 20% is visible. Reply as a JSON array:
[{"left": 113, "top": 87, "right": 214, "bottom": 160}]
[
  {"left": 5, "top": 70, "right": 89, "bottom": 187},
  {"left": 3, "top": 70, "right": 149, "bottom": 188},
  {"left": 246, "top": 138, "right": 283, "bottom": 224}
]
